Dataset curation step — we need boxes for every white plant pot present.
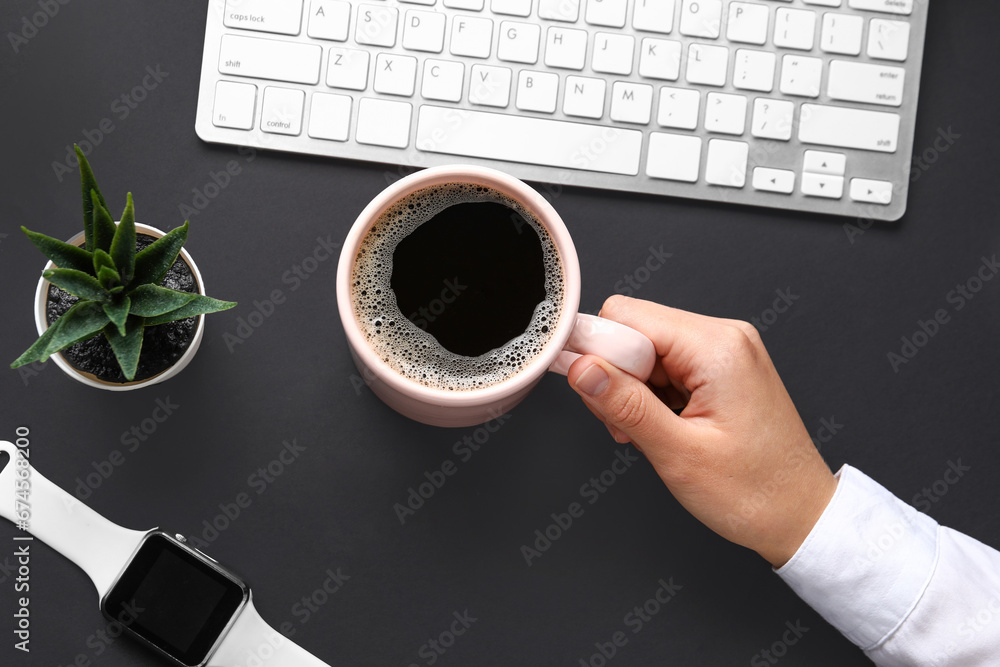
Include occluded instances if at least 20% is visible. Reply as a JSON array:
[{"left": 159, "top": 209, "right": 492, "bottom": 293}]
[{"left": 32, "top": 223, "right": 206, "bottom": 391}]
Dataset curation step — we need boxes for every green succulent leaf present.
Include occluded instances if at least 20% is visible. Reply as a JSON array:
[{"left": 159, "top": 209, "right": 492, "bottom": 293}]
[
  {"left": 143, "top": 295, "right": 237, "bottom": 326},
  {"left": 22, "top": 227, "right": 94, "bottom": 274},
  {"left": 128, "top": 285, "right": 198, "bottom": 317},
  {"left": 76, "top": 145, "right": 108, "bottom": 252},
  {"left": 10, "top": 300, "right": 110, "bottom": 367},
  {"left": 92, "top": 196, "right": 117, "bottom": 254},
  {"left": 43, "top": 268, "right": 110, "bottom": 303},
  {"left": 131, "top": 221, "right": 188, "bottom": 289},
  {"left": 109, "top": 193, "right": 136, "bottom": 285},
  {"left": 103, "top": 296, "right": 131, "bottom": 336},
  {"left": 104, "top": 316, "right": 144, "bottom": 381},
  {"left": 97, "top": 266, "right": 121, "bottom": 290}
]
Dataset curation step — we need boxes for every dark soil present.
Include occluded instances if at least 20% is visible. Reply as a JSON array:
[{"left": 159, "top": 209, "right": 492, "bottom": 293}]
[{"left": 46, "top": 234, "right": 198, "bottom": 383}]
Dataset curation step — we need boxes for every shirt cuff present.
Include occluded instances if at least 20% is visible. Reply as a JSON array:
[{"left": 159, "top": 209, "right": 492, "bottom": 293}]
[{"left": 775, "top": 464, "right": 939, "bottom": 650}]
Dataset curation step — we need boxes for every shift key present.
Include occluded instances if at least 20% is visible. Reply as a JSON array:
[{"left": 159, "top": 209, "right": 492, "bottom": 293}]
[
  {"left": 219, "top": 35, "right": 321, "bottom": 85},
  {"left": 799, "top": 104, "right": 900, "bottom": 153}
]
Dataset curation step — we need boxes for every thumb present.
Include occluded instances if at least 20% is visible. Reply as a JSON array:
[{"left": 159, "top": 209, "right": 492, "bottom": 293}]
[{"left": 568, "top": 355, "right": 685, "bottom": 448}]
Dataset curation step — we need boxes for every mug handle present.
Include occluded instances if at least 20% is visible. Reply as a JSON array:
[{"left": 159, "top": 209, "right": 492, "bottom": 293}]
[{"left": 549, "top": 313, "right": 656, "bottom": 381}]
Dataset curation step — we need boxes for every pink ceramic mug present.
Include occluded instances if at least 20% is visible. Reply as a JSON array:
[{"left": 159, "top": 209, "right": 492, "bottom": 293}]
[{"left": 336, "top": 166, "right": 656, "bottom": 427}]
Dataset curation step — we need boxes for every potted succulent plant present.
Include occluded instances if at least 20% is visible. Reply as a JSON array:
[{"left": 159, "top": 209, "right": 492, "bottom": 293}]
[{"left": 10, "top": 146, "right": 236, "bottom": 390}]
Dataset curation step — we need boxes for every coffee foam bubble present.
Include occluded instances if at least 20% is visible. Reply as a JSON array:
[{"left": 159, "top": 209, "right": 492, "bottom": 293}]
[{"left": 350, "top": 182, "right": 564, "bottom": 391}]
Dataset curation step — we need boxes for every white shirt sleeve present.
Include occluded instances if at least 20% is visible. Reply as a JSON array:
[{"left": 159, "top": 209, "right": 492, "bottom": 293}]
[{"left": 776, "top": 464, "right": 1000, "bottom": 665}]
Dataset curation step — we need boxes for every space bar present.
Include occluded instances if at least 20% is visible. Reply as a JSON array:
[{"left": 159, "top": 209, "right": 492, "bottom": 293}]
[{"left": 415, "top": 106, "right": 643, "bottom": 176}]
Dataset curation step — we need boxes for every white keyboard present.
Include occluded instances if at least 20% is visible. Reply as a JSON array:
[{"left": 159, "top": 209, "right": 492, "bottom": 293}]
[{"left": 195, "top": 0, "right": 929, "bottom": 221}]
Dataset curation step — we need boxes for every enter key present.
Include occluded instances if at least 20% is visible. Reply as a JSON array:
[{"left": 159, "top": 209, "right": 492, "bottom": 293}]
[{"left": 828, "top": 60, "right": 906, "bottom": 107}]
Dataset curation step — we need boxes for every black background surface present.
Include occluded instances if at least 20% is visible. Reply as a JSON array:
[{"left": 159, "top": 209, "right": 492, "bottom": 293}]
[{"left": 1, "top": 2, "right": 998, "bottom": 666}]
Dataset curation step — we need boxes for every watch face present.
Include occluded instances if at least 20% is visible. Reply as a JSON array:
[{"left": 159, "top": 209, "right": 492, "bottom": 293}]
[{"left": 101, "top": 533, "right": 248, "bottom": 667}]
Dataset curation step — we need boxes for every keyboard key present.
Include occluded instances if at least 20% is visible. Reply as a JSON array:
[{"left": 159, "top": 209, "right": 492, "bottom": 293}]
[
  {"left": 633, "top": 0, "right": 674, "bottom": 33},
  {"left": 219, "top": 35, "right": 321, "bottom": 84},
  {"left": 799, "top": 104, "right": 900, "bottom": 152},
  {"left": 774, "top": 8, "right": 816, "bottom": 50},
  {"left": 803, "top": 0, "right": 842, "bottom": 6},
  {"left": 308, "top": 92, "right": 352, "bottom": 141},
  {"left": 400, "top": 0, "right": 437, "bottom": 5},
  {"left": 733, "top": 49, "right": 775, "bottom": 92},
  {"left": 444, "top": 0, "right": 485, "bottom": 8},
  {"left": 545, "top": 27, "right": 589, "bottom": 70},
  {"left": 727, "top": 2, "right": 769, "bottom": 45},
  {"left": 868, "top": 19, "right": 910, "bottom": 61},
  {"left": 704, "top": 93, "right": 747, "bottom": 135},
  {"left": 450, "top": 17, "right": 493, "bottom": 58},
  {"left": 803, "top": 150, "right": 846, "bottom": 175},
  {"left": 821, "top": 13, "right": 863, "bottom": 55},
  {"left": 592, "top": 33, "right": 635, "bottom": 75},
  {"left": 326, "top": 47, "right": 370, "bottom": 90},
  {"left": 828, "top": 61, "right": 905, "bottom": 106},
  {"left": 498, "top": 21, "right": 540, "bottom": 63},
  {"left": 213, "top": 81, "right": 257, "bottom": 129},
  {"left": 646, "top": 133, "right": 702, "bottom": 182},
  {"left": 415, "top": 105, "right": 643, "bottom": 175},
  {"left": 585, "top": 0, "right": 628, "bottom": 28},
  {"left": 403, "top": 10, "right": 446, "bottom": 52},
  {"left": 638, "top": 38, "right": 681, "bottom": 80},
  {"left": 753, "top": 168, "right": 795, "bottom": 194},
  {"left": 469, "top": 65, "right": 512, "bottom": 106},
  {"left": 224, "top": 0, "right": 303, "bottom": 36},
  {"left": 355, "top": 4, "right": 398, "bottom": 47},
  {"left": 516, "top": 70, "right": 559, "bottom": 113},
  {"left": 850, "top": 178, "right": 893, "bottom": 205},
  {"left": 751, "top": 98, "right": 794, "bottom": 140},
  {"left": 610, "top": 82, "right": 653, "bottom": 124},
  {"left": 801, "top": 172, "right": 844, "bottom": 198},
  {"left": 705, "top": 139, "right": 748, "bottom": 188},
  {"left": 680, "top": 0, "right": 722, "bottom": 38},
  {"left": 374, "top": 53, "right": 418, "bottom": 96},
  {"left": 421, "top": 59, "right": 465, "bottom": 101},
  {"left": 657, "top": 87, "right": 700, "bottom": 129},
  {"left": 356, "top": 98, "right": 412, "bottom": 147},
  {"left": 307, "top": 1, "right": 350, "bottom": 41},
  {"left": 686, "top": 44, "right": 729, "bottom": 86},
  {"left": 539, "top": 0, "right": 580, "bottom": 22},
  {"left": 261, "top": 86, "right": 305, "bottom": 135},
  {"left": 779, "top": 54, "right": 823, "bottom": 98},
  {"left": 492, "top": 0, "right": 532, "bottom": 17},
  {"left": 563, "top": 76, "right": 606, "bottom": 118},
  {"left": 848, "top": 0, "right": 912, "bottom": 15}
]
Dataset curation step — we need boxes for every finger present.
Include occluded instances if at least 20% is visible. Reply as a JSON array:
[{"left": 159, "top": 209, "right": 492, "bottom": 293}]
[{"left": 567, "top": 354, "right": 691, "bottom": 448}]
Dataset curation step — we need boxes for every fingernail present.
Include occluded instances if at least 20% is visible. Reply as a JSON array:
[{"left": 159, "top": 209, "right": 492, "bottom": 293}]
[{"left": 575, "top": 364, "right": 609, "bottom": 396}]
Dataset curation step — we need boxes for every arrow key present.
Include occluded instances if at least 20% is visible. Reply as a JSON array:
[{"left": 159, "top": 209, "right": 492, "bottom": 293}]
[
  {"left": 803, "top": 150, "right": 846, "bottom": 176},
  {"left": 752, "top": 167, "right": 795, "bottom": 194},
  {"left": 850, "top": 178, "right": 893, "bottom": 205},
  {"left": 802, "top": 172, "right": 844, "bottom": 199}
]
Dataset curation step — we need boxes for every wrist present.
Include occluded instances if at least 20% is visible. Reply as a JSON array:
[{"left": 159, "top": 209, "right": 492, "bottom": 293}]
[{"left": 758, "top": 474, "right": 840, "bottom": 568}]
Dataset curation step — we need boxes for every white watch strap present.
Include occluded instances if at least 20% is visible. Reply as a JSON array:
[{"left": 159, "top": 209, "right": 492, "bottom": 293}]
[
  {"left": 0, "top": 440, "right": 148, "bottom": 596},
  {"left": 209, "top": 597, "right": 331, "bottom": 667}
]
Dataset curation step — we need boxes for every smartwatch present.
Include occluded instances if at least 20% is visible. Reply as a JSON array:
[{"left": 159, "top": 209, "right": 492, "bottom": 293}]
[{"left": 0, "top": 441, "right": 331, "bottom": 667}]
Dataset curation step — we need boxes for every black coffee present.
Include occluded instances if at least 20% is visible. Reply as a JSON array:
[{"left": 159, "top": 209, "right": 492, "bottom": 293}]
[
  {"left": 350, "top": 183, "right": 564, "bottom": 391},
  {"left": 391, "top": 201, "right": 546, "bottom": 357}
]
